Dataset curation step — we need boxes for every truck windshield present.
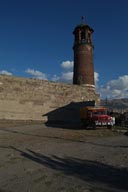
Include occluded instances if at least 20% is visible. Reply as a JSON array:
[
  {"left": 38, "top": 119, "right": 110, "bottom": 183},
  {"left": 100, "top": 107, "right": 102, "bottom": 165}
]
[{"left": 93, "top": 111, "right": 106, "bottom": 115}]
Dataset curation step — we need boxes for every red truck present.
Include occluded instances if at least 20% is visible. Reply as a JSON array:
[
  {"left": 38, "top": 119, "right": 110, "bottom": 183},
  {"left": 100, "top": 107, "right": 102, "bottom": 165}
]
[{"left": 80, "top": 106, "right": 115, "bottom": 129}]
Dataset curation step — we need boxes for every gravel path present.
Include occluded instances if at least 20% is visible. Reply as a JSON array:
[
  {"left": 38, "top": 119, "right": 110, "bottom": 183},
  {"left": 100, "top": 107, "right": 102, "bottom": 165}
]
[{"left": 0, "top": 123, "right": 128, "bottom": 192}]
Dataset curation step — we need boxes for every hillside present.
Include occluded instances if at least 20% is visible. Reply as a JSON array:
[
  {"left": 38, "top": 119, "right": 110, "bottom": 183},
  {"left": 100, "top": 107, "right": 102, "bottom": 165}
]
[{"left": 101, "top": 98, "right": 128, "bottom": 112}]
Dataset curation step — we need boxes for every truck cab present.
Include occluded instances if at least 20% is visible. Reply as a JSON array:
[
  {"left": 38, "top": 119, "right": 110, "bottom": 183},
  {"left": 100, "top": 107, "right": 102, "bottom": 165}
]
[{"left": 80, "top": 106, "right": 115, "bottom": 129}]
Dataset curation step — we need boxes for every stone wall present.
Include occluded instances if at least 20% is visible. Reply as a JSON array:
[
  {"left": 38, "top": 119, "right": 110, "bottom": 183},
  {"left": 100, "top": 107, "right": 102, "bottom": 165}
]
[{"left": 0, "top": 75, "right": 100, "bottom": 122}]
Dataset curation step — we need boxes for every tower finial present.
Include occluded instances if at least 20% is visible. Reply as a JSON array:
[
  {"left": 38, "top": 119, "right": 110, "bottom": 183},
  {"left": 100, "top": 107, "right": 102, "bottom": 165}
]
[{"left": 81, "top": 16, "right": 85, "bottom": 24}]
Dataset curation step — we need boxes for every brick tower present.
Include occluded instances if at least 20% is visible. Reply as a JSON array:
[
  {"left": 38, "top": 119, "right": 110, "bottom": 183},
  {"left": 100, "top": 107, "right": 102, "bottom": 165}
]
[{"left": 73, "top": 20, "right": 95, "bottom": 89}]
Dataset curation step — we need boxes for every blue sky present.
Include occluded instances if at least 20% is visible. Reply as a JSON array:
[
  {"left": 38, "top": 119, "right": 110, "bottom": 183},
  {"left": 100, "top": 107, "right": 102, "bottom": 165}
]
[{"left": 0, "top": 0, "right": 127, "bottom": 99}]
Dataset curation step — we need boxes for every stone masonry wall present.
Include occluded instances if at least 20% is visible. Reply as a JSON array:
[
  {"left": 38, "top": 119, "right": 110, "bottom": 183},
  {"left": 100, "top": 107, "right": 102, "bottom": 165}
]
[{"left": 0, "top": 75, "right": 100, "bottom": 122}]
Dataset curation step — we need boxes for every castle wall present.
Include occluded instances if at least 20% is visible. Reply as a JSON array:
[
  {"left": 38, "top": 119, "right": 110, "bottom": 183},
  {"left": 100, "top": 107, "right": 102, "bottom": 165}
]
[{"left": 0, "top": 75, "right": 100, "bottom": 122}]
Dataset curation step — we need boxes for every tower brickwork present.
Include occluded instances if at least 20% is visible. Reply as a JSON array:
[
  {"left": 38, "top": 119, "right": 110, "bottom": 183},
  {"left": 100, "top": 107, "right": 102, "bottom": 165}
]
[{"left": 73, "top": 23, "right": 95, "bottom": 89}]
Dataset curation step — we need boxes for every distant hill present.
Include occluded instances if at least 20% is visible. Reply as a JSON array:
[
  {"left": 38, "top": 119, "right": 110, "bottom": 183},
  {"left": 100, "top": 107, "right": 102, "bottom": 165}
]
[{"left": 101, "top": 98, "right": 128, "bottom": 112}]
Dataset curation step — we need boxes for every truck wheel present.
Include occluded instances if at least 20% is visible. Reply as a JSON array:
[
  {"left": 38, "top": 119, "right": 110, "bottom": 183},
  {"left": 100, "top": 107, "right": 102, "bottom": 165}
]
[
  {"left": 92, "top": 122, "right": 96, "bottom": 129},
  {"left": 107, "top": 125, "right": 112, "bottom": 129},
  {"left": 84, "top": 122, "right": 87, "bottom": 129}
]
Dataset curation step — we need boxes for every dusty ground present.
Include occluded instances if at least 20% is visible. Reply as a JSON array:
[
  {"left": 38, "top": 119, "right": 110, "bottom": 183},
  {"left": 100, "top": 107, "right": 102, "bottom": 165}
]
[{"left": 0, "top": 120, "right": 128, "bottom": 192}]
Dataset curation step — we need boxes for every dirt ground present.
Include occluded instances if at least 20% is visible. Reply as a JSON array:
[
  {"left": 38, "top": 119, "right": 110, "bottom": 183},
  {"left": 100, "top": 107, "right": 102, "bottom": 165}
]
[{"left": 0, "top": 120, "right": 128, "bottom": 192}]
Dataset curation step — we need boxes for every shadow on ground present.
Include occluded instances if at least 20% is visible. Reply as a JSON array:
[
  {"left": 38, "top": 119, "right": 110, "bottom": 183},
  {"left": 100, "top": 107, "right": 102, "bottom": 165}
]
[
  {"left": 44, "top": 101, "right": 95, "bottom": 129},
  {"left": 9, "top": 147, "right": 128, "bottom": 191}
]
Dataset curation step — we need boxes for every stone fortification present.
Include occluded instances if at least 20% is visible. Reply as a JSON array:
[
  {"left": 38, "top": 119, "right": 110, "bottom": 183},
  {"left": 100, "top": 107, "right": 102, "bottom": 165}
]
[{"left": 0, "top": 75, "right": 100, "bottom": 122}]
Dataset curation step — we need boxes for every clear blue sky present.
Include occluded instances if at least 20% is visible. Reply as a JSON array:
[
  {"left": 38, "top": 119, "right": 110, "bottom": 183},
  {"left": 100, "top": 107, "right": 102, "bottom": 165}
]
[{"left": 0, "top": 0, "right": 127, "bottom": 99}]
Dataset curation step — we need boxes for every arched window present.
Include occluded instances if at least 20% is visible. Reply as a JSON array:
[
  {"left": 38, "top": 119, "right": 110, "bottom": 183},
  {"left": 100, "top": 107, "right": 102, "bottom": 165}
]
[{"left": 81, "top": 30, "right": 85, "bottom": 40}]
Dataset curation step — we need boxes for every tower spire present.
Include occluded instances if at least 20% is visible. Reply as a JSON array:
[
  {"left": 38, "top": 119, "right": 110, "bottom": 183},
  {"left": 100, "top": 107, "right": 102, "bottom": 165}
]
[{"left": 81, "top": 16, "right": 85, "bottom": 24}]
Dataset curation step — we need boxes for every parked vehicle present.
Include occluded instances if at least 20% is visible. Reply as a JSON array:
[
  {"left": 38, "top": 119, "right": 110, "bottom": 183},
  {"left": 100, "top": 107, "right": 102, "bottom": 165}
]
[
  {"left": 80, "top": 106, "right": 115, "bottom": 129},
  {"left": 110, "top": 111, "right": 128, "bottom": 127}
]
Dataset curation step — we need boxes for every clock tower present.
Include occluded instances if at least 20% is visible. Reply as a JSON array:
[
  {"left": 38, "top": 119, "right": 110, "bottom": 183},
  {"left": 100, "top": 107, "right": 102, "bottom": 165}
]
[{"left": 73, "top": 19, "right": 95, "bottom": 89}]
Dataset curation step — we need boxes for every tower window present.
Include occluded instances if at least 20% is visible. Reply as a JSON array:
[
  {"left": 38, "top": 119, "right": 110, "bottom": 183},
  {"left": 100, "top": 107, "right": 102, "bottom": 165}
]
[{"left": 81, "top": 30, "right": 85, "bottom": 40}]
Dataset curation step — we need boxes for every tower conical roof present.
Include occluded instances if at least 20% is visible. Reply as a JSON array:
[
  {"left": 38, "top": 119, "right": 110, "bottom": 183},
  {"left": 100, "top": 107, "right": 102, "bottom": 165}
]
[{"left": 73, "top": 23, "right": 94, "bottom": 34}]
